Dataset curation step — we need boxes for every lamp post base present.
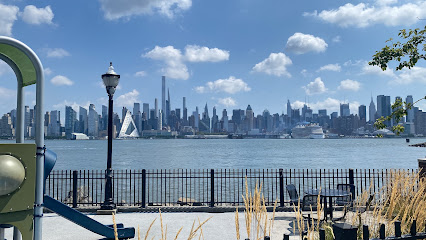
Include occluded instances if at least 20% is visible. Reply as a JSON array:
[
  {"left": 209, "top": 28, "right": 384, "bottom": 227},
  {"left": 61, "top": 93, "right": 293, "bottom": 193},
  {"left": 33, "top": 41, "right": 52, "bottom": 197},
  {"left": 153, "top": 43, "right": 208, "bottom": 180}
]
[
  {"left": 97, "top": 208, "right": 117, "bottom": 215},
  {"left": 100, "top": 202, "right": 116, "bottom": 211}
]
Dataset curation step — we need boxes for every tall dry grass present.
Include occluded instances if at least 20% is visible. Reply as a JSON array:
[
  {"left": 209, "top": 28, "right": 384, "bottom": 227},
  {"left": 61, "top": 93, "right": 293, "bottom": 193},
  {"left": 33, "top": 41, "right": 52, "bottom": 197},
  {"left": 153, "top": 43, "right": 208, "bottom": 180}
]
[
  {"left": 347, "top": 169, "right": 426, "bottom": 238},
  {"left": 236, "top": 178, "right": 277, "bottom": 240}
]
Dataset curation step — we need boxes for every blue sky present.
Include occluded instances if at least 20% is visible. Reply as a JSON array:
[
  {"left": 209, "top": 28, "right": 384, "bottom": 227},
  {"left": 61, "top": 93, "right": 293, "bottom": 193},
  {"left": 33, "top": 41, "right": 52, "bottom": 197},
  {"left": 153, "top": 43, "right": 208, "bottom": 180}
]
[{"left": 1, "top": 0, "right": 426, "bottom": 122}]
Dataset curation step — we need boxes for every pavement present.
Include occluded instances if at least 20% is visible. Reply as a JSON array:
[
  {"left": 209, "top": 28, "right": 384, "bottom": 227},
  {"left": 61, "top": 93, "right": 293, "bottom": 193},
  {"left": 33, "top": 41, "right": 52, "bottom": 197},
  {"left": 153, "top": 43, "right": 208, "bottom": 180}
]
[{"left": 3, "top": 211, "right": 301, "bottom": 240}]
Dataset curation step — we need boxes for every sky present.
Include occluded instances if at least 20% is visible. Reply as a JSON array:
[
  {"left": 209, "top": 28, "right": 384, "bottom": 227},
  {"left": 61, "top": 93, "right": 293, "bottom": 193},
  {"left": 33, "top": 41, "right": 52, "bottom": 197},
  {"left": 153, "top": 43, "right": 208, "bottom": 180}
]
[{"left": 1, "top": 0, "right": 426, "bottom": 123}]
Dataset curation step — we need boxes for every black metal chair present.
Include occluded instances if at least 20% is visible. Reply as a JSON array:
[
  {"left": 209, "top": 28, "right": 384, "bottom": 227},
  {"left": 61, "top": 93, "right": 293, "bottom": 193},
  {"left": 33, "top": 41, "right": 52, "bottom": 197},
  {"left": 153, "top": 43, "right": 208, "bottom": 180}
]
[
  {"left": 335, "top": 184, "right": 355, "bottom": 206},
  {"left": 286, "top": 184, "right": 299, "bottom": 205},
  {"left": 301, "top": 194, "right": 324, "bottom": 222}
]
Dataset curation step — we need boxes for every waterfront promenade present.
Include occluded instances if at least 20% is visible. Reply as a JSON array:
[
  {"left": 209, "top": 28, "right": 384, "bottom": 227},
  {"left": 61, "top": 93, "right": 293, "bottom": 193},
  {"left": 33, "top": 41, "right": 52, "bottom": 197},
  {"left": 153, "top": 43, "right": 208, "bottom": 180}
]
[{"left": 3, "top": 212, "right": 299, "bottom": 240}]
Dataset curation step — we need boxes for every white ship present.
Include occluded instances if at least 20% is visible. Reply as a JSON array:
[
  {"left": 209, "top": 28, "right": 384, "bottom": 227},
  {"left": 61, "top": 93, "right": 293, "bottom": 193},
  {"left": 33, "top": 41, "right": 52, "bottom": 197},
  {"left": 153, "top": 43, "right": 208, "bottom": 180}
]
[{"left": 291, "top": 124, "right": 325, "bottom": 139}]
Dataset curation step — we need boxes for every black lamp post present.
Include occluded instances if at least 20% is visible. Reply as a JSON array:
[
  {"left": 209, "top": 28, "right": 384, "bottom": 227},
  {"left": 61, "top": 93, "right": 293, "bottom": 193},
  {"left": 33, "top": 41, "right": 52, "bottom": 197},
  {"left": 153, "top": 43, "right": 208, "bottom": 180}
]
[{"left": 101, "top": 62, "right": 120, "bottom": 210}]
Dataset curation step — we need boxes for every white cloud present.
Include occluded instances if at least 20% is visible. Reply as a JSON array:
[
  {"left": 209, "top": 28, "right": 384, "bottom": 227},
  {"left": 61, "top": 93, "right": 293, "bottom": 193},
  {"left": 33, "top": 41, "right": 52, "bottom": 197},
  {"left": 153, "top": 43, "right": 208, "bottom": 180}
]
[
  {"left": 361, "top": 63, "right": 395, "bottom": 77},
  {"left": 286, "top": 33, "right": 328, "bottom": 54},
  {"left": 306, "top": 2, "right": 426, "bottom": 28},
  {"left": 338, "top": 79, "right": 361, "bottom": 91},
  {"left": 99, "top": 0, "right": 192, "bottom": 20},
  {"left": 21, "top": 5, "right": 54, "bottom": 25},
  {"left": 218, "top": 97, "right": 237, "bottom": 107},
  {"left": 134, "top": 71, "right": 146, "bottom": 77},
  {"left": 317, "top": 63, "right": 341, "bottom": 72},
  {"left": 51, "top": 75, "right": 73, "bottom": 86},
  {"left": 376, "top": 0, "right": 398, "bottom": 6},
  {"left": 46, "top": 48, "right": 70, "bottom": 58},
  {"left": 303, "top": 77, "right": 328, "bottom": 95},
  {"left": 194, "top": 86, "right": 205, "bottom": 93},
  {"left": 116, "top": 89, "right": 140, "bottom": 108},
  {"left": 196, "top": 76, "right": 251, "bottom": 94},
  {"left": 391, "top": 67, "right": 426, "bottom": 85},
  {"left": 301, "top": 69, "right": 308, "bottom": 77},
  {"left": 144, "top": 45, "right": 189, "bottom": 80},
  {"left": 0, "top": 61, "right": 13, "bottom": 76},
  {"left": 252, "top": 52, "right": 292, "bottom": 77},
  {"left": 144, "top": 45, "right": 229, "bottom": 80},
  {"left": 0, "top": 4, "right": 19, "bottom": 36},
  {"left": 44, "top": 68, "right": 53, "bottom": 76},
  {"left": 292, "top": 98, "right": 359, "bottom": 113},
  {"left": 0, "top": 86, "right": 16, "bottom": 100},
  {"left": 332, "top": 36, "right": 341, "bottom": 43},
  {"left": 184, "top": 45, "right": 229, "bottom": 62}
]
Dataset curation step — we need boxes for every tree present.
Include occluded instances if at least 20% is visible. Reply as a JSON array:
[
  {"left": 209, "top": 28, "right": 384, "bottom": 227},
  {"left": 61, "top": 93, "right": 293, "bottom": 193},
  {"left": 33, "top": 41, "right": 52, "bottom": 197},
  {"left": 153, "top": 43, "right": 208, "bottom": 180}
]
[{"left": 369, "top": 26, "right": 426, "bottom": 135}]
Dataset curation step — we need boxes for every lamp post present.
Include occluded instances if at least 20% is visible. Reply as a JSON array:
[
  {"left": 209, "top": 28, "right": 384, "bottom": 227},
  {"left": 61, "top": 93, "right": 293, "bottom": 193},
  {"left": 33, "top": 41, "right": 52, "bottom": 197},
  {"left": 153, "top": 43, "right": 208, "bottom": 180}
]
[{"left": 101, "top": 62, "right": 120, "bottom": 210}]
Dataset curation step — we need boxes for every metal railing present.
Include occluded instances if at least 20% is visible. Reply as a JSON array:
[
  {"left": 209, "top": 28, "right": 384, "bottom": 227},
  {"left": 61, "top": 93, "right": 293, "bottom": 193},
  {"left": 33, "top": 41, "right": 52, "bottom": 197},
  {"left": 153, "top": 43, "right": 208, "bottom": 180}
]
[{"left": 45, "top": 168, "right": 417, "bottom": 208}]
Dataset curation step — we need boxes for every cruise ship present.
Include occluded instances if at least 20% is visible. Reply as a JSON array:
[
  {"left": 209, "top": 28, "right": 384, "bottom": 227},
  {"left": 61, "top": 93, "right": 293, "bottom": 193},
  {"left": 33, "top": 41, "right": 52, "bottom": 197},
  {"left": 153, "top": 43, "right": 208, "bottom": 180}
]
[{"left": 291, "top": 124, "right": 325, "bottom": 139}]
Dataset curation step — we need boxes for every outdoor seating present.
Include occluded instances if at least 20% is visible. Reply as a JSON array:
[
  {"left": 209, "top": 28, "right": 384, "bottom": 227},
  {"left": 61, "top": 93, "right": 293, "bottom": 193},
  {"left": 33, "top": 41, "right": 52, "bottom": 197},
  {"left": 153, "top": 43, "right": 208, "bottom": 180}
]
[
  {"left": 335, "top": 184, "right": 355, "bottom": 206},
  {"left": 300, "top": 194, "right": 324, "bottom": 222},
  {"left": 286, "top": 184, "right": 299, "bottom": 205}
]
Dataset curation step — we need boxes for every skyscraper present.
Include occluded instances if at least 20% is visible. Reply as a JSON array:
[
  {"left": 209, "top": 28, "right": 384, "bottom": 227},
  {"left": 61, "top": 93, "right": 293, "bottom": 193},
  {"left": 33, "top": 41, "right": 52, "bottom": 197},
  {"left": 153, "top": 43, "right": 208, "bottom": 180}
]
[
  {"left": 143, "top": 103, "right": 149, "bottom": 120},
  {"left": 79, "top": 106, "right": 88, "bottom": 134},
  {"left": 340, "top": 103, "right": 350, "bottom": 117},
  {"left": 162, "top": 76, "right": 166, "bottom": 125},
  {"left": 377, "top": 95, "right": 391, "bottom": 126},
  {"left": 182, "top": 97, "right": 187, "bottom": 125},
  {"left": 65, "top": 106, "right": 77, "bottom": 139},
  {"left": 88, "top": 104, "right": 98, "bottom": 137},
  {"left": 359, "top": 105, "right": 366, "bottom": 121},
  {"left": 406, "top": 95, "right": 414, "bottom": 123},
  {"left": 246, "top": 105, "right": 254, "bottom": 131},
  {"left": 287, "top": 99, "right": 292, "bottom": 118},
  {"left": 166, "top": 88, "right": 171, "bottom": 125},
  {"left": 154, "top": 98, "right": 158, "bottom": 118},
  {"left": 369, "top": 96, "right": 376, "bottom": 123}
]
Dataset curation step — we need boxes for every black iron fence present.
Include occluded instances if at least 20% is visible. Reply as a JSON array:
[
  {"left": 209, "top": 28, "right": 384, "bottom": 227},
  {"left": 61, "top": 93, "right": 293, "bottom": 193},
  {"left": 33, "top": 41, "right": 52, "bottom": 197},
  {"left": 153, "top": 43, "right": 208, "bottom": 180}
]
[{"left": 45, "top": 168, "right": 417, "bottom": 208}]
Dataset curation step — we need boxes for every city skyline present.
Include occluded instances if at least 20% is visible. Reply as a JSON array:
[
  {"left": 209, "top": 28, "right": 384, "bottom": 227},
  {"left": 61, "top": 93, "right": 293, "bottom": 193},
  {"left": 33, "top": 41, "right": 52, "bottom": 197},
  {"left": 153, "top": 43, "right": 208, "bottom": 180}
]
[{"left": 1, "top": 1, "right": 426, "bottom": 119}]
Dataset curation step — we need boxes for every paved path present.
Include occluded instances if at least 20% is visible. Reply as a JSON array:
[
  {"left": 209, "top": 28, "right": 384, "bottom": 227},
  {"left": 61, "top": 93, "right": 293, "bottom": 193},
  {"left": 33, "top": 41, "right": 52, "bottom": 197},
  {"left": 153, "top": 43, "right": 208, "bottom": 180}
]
[{"left": 3, "top": 212, "right": 300, "bottom": 240}]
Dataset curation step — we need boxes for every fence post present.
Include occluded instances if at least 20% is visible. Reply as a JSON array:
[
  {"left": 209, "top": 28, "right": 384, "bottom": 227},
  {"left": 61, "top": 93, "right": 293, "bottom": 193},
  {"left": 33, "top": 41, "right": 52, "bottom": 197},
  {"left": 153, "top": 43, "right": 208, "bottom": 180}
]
[
  {"left": 394, "top": 221, "right": 401, "bottom": 238},
  {"left": 72, "top": 170, "right": 78, "bottom": 208},
  {"left": 279, "top": 168, "right": 284, "bottom": 207},
  {"left": 264, "top": 236, "right": 270, "bottom": 240},
  {"left": 349, "top": 168, "right": 354, "bottom": 185},
  {"left": 141, "top": 169, "right": 146, "bottom": 208},
  {"left": 210, "top": 169, "right": 214, "bottom": 207},
  {"left": 283, "top": 234, "right": 289, "bottom": 240},
  {"left": 410, "top": 219, "right": 417, "bottom": 236},
  {"left": 379, "top": 224, "right": 385, "bottom": 239},
  {"left": 418, "top": 158, "right": 426, "bottom": 178},
  {"left": 362, "top": 225, "right": 369, "bottom": 240},
  {"left": 319, "top": 228, "right": 325, "bottom": 240}
]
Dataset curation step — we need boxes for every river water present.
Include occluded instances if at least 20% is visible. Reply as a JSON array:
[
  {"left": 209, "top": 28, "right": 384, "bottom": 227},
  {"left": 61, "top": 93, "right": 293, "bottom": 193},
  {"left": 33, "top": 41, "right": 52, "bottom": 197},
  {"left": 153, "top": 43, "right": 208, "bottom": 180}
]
[{"left": 1, "top": 138, "right": 424, "bottom": 170}]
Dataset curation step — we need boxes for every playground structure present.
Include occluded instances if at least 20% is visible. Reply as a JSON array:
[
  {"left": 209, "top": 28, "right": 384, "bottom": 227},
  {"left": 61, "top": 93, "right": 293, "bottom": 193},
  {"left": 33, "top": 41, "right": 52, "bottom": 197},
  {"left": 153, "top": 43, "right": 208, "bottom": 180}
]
[{"left": 0, "top": 36, "right": 135, "bottom": 240}]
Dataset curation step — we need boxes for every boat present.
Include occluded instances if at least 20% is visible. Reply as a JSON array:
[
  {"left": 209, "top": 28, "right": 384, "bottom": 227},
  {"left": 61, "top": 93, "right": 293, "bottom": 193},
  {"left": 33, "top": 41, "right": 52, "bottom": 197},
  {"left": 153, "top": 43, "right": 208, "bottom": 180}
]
[{"left": 291, "top": 124, "right": 325, "bottom": 139}]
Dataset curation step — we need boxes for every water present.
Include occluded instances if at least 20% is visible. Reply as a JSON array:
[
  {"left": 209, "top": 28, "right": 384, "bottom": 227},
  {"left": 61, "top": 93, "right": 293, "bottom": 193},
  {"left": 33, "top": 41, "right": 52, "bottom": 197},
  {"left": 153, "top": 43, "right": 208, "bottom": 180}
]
[{"left": 1, "top": 138, "right": 425, "bottom": 170}]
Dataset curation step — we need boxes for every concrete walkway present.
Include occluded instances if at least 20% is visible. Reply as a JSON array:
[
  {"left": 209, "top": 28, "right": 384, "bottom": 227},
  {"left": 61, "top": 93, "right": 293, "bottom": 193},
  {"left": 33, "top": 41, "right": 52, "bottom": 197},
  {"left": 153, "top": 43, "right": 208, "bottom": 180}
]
[{"left": 3, "top": 211, "right": 301, "bottom": 240}]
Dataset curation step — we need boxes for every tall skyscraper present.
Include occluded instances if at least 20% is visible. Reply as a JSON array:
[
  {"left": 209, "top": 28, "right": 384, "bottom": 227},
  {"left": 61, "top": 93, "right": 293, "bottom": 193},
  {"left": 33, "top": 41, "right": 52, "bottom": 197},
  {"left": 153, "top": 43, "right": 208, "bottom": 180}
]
[
  {"left": 222, "top": 109, "right": 228, "bottom": 131},
  {"left": 162, "top": 76, "right": 166, "bottom": 125},
  {"left": 182, "top": 97, "right": 187, "bottom": 125},
  {"left": 166, "top": 88, "right": 171, "bottom": 125},
  {"left": 392, "top": 96, "right": 403, "bottom": 126},
  {"left": 369, "top": 97, "right": 376, "bottom": 123},
  {"left": 406, "top": 95, "right": 414, "bottom": 123},
  {"left": 246, "top": 105, "right": 254, "bottom": 131},
  {"left": 212, "top": 106, "right": 218, "bottom": 132},
  {"left": 359, "top": 105, "right": 366, "bottom": 121},
  {"left": 65, "top": 106, "right": 77, "bottom": 139},
  {"left": 287, "top": 99, "right": 292, "bottom": 117},
  {"left": 340, "top": 103, "right": 350, "bottom": 117},
  {"left": 88, "top": 104, "right": 98, "bottom": 137},
  {"left": 143, "top": 103, "right": 149, "bottom": 120},
  {"left": 79, "top": 107, "right": 88, "bottom": 134},
  {"left": 154, "top": 98, "right": 158, "bottom": 118},
  {"left": 377, "top": 95, "right": 391, "bottom": 126}
]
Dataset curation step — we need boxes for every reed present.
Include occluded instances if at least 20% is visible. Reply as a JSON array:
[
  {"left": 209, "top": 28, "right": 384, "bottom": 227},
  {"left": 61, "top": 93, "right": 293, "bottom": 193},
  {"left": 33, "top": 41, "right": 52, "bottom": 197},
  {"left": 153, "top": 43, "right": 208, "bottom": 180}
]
[
  {"left": 112, "top": 212, "right": 118, "bottom": 240},
  {"left": 144, "top": 218, "right": 157, "bottom": 240},
  {"left": 238, "top": 177, "right": 276, "bottom": 239}
]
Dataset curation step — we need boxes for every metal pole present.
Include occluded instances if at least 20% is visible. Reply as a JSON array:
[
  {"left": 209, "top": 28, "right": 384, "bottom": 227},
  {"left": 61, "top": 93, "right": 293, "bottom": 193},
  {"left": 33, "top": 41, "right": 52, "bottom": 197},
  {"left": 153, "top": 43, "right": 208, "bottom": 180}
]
[
  {"left": 13, "top": 79, "right": 25, "bottom": 240},
  {"left": 101, "top": 94, "right": 115, "bottom": 210}
]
